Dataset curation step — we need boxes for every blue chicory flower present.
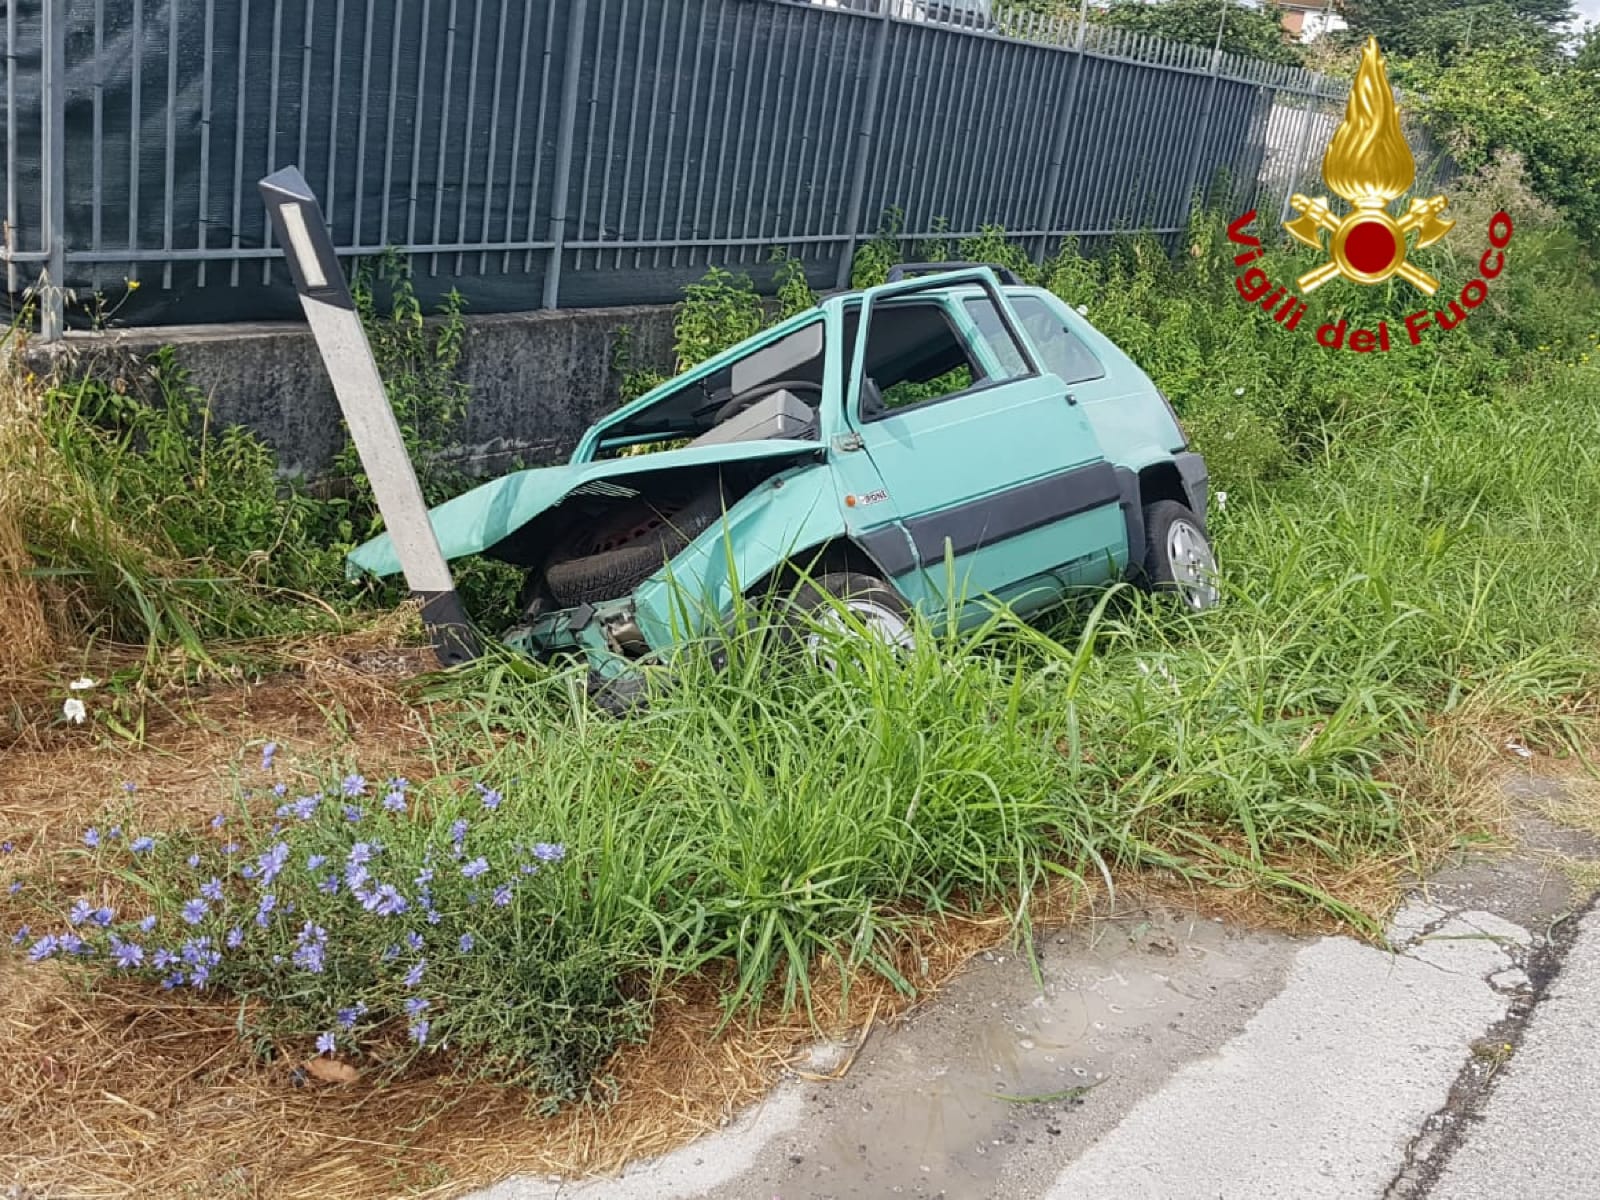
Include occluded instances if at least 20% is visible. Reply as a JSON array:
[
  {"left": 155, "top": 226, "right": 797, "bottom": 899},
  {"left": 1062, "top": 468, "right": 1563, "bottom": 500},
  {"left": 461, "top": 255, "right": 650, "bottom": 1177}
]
[
  {"left": 408, "top": 1019, "right": 430, "bottom": 1046},
  {"left": 404, "top": 996, "right": 430, "bottom": 1018},
  {"left": 477, "top": 784, "right": 502, "bottom": 812},
  {"left": 316, "top": 1031, "right": 336, "bottom": 1055},
  {"left": 200, "top": 878, "right": 224, "bottom": 903},
  {"left": 450, "top": 819, "right": 469, "bottom": 844},
  {"left": 91, "top": 907, "right": 114, "bottom": 927},
  {"left": 345, "top": 862, "right": 370, "bottom": 892},
  {"left": 272, "top": 782, "right": 289, "bottom": 798},
  {"left": 152, "top": 948, "right": 178, "bottom": 969},
  {"left": 342, "top": 774, "right": 367, "bottom": 797},
  {"left": 68, "top": 899, "right": 92, "bottom": 926},
  {"left": 27, "top": 934, "right": 59, "bottom": 961},
  {"left": 82, "top": 828, "right": 101, "bottom": 848},
  {"left": 57, "top": 932, "right": 88, "bottom": 955},
  {"left": 210, "top": 813, "right": 227, "bottom": 830},
  {"left": 5, "top": 882, "right": 18, "bottom": 895},
  {"left": 187, "top": 853, "right": 202, "bottom": 868},
  {"left": 181, "top": 898, "right": 209, "bottom": 925},
  {"left": 257, "top": 842, "right": 290, "bottom": 886},
  {"left": 415, "top": 866, "right": 434, "bottom": 887},
  {"left": 461, "top": 857, "right": 489, "bottom": 880},
  {"left": 492, "top": 884, "right": 513, "bottom": 907},
  {"left": 107, "top": 826, "right": 122, "bottom": 840},
  {"left": 383, "top": 791, "right": 406, "bottom": 813},
  {"left": 0, "top": 841, "right": 13, "bottom": 853},
  {"left": 381, "top": 944, "right": 400, "bottom": 962},
  {"left": 161, "top": 972, "right": 185, "bottom": 989},
  {"left": 335, "top": 1002, "right": 368, "bottom": 1030},
  {"left": 344, "top": 806, "right": 363, "bottom": 823},
  {"left": 458, "top": 933, "right": 475, "bottom": 953},
  {"left": 261, "top": 742, "right": 278, "bottom": 771},
  {"left": 110, "top": 937, "right": 144, "bottom": 969},
  {"left": 368, "top": 884, "right": 407, "bottom": 917},
  {"left": 532, "top": 843, "right": 566, "bottom": 864},
  {"left": 139, "top": 914, "right": 158, "bottom": 933},
  {"left": 307, "top": 854, "right": 327, "bottom": 871},
  {"left": 406, "top": 931, "right": 425, "bottom": 951},
  {"left": 11, "top": 924, "right": 30, "bottom": 945},
  {"left": 222, "top": 842, "right": 240, "bottom": 855},
  {"left": 189, "top": 965, "right": 211, "bottom": 988},
  {"left": 255, "top": 894, "right": 278, "bottom": 927},
  {"left": 425, "top": 910, "right": 441, "bottom": 926},
  {"left": 292, "top": 795, "right": 319, "bottom": 821},
  {"left": 403, "top": 960, "right": 426, "bottom": 988},
  {"left": 348, "top": 842, "right": 374, "bottom": 867},
  {"left": 226, "top": 926, "right": 244, "bottom": 948},
  {"left": 131, "top": 836, "right": 155, "bottom": 854},
  {"left": 318, "top": 875, "right": 341, "bottom": 895}
]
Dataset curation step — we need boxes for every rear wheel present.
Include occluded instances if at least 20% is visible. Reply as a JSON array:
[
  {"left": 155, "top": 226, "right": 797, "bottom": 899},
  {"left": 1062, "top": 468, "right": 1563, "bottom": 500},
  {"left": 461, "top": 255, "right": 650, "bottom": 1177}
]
[{"left": 1142, "top": 500, "right": 1219, "bottom": 611}]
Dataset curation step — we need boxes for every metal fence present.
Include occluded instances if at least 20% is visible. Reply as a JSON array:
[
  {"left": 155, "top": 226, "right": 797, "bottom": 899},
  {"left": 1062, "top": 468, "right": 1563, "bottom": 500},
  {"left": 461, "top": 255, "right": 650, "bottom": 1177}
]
[{"left": 2, "top": 0, "right": 1350, "bottom": 340}]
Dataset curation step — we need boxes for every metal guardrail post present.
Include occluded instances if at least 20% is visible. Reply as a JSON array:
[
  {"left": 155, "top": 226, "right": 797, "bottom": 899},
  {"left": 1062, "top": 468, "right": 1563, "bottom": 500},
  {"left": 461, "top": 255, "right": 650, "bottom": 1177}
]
[
  {"left": 542, "top": 0, "right": 591, "bottom": 309},
  {"left": 39, "top": 0, "right": 68, "bottom": 341},
  {"left": 834, "top": 0, "right": 895, "bottom": 291}
]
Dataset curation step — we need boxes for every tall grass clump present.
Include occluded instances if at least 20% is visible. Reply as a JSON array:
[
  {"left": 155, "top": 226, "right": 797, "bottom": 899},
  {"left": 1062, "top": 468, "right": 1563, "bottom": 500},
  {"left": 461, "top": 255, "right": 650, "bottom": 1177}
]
[{"left": 0, "top": 325, "right": 55, "bottom": 674}]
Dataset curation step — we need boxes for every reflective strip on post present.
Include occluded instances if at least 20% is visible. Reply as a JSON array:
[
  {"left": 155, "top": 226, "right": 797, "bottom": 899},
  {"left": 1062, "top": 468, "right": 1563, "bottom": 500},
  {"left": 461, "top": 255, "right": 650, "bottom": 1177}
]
[{"left": 257, "top": 166, "right": 479, "bottom": 667}]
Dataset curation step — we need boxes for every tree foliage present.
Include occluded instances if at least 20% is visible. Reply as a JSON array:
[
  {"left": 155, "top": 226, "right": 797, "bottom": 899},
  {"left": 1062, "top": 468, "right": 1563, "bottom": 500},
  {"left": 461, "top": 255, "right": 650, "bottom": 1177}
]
[{"left": 1341, "top": 0, "right": 1575, "bottom": 63}]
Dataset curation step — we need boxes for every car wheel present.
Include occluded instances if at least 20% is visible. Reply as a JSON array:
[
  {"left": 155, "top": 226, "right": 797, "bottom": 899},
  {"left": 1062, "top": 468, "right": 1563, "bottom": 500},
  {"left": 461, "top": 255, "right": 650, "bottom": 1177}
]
[
  {"left": 1142, "top": 500, "right": 1219, "bottom": 611},
  {"left": 776, "top": 571, "right": 915, "bottom": 664},
  {"left": 543, "top": 483, "right": 725, "bottom": 607}
]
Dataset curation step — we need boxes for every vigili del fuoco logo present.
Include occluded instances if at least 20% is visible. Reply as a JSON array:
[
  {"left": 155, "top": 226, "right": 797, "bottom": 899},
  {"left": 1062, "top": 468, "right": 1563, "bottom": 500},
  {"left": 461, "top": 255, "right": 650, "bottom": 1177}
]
[{"left": 1228, "top": 37, "right": 1512, "bottom": 353}]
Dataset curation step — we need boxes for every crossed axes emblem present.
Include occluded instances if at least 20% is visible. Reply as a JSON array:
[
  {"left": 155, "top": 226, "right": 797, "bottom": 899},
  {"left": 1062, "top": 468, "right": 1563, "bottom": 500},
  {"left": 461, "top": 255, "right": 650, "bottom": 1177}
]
[{"left": 1283, "top": 193, "right": 1454, "bottom": 296}]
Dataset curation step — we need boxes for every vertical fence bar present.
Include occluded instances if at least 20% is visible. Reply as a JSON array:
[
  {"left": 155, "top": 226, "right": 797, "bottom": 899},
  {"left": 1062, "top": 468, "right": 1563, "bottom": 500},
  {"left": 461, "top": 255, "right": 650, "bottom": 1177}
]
[
  {"left": 323, "top": 0, "right": 345, "bottom": 237},
  {"left": 90, "top": 0, "right": 104, "bottom": 291},
  {"left": 500, "top": 0, "right": 533, "bottom": 273},
  {"left": 3, "top": 0, "right": 15, "bottom": 295},
  {"left": 39, "top": 0, "right": 67, "bottom": 339},
  {"left": 357, "top": 0, "right": 379, "bottom": 246},
  {"left": 452, "top": 0, "right": 485, "bottom": 276},
  {"left": 610, "top": 0, "right": 647, "bottom": 270},
  {"left": 261, "top": 0, "right": 285, "bottom": 283},
  {"left": 229, "top": 0, "right": 249, "bottom": 286},
  {"left": 197, "top": 0, "right": 215, "bottom": 286},
  {"left": 427, "top": 0, "right": 459, "bottom": 276},
  {"left": 668, "top": 0, "right": 708, "bottom": 269},
  {"left": 519, "top": 3, "right": 557, "bottom": 273},
  {"left": 475, "top": 0, "right": 510, "bottom": 275},
  {"left": 406, "top": 0, "right": 433, "bottom": 249},
  {"left": 1178, "top": 39, "right": 1225, "bottom": 215},
  {"left": 542, "top": 0, "right": 589, "bottom": 308},
  {"left": 130, "top": 0, "right": 143, "bottom": 281},
  {"left": 835, "top": 0, "right": 894, "bottom": 289},
  {"left": 573, "top": 0, "right": 607, "bottom": 272},
  {"left": 161, "top": 0, "right": 179, "bottom": 288},
  {"left": 1277, "top": 80, "right": 1321, "bottom": 226},
  {"left": 651, "top": 4, "right": 690, "bottom": 269}
]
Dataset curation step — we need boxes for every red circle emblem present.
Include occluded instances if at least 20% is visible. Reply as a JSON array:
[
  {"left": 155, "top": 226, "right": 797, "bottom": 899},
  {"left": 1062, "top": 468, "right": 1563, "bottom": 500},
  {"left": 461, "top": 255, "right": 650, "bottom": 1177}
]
[{"left": 1344, "top": 220, "right": 1398, "bottom": 275}]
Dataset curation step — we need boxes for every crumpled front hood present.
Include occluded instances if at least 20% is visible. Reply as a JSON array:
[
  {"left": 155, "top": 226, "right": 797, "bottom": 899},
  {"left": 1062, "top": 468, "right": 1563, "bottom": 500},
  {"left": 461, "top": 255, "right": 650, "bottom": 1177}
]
[{"left": 345, "top": 439, "right": 821, "bottom": 580}]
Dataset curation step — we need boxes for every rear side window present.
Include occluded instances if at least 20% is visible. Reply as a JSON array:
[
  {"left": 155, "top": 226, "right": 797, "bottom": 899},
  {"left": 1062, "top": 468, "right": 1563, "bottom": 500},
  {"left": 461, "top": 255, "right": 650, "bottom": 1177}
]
[{"left": 965, "top": 295, "right": 1106, "bottom": 385}]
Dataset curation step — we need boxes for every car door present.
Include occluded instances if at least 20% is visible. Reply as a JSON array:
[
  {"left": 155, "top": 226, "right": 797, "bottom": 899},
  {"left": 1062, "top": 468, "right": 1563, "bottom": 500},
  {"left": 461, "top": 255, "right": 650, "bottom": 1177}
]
[{"left": 827, "top": 270, "right": 1126, "bottom": 623}]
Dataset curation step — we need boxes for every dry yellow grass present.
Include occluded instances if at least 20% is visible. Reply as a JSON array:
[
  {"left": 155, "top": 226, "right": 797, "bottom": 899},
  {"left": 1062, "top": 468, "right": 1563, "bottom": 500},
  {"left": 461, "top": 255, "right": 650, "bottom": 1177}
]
[{"left": 0, "top": 339, "right": 54, "bottom": 675}]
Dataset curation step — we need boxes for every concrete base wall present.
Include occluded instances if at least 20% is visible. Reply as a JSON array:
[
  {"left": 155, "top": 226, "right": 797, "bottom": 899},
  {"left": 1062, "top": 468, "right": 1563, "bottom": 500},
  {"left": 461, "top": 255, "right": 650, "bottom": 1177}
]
[{"left": 38, "top": 304, "right": 678, "bottom": 476}]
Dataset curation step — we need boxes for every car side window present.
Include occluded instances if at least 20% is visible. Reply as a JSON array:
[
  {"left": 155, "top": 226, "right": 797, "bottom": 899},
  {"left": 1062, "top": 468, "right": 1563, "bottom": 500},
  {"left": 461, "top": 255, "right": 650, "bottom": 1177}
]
[
  {"left": 845, "top": 297, "right": 1027, "bottom": 418},
  {"left": 964, "top": 295, "right": 1106, "bottom": 385}
]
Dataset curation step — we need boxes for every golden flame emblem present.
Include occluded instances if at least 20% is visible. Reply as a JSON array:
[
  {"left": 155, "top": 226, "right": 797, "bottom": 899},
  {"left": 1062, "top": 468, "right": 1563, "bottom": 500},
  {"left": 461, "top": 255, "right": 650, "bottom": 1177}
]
[{"left": 1283, "top": 38, "right": 1453, "bottom": 294}]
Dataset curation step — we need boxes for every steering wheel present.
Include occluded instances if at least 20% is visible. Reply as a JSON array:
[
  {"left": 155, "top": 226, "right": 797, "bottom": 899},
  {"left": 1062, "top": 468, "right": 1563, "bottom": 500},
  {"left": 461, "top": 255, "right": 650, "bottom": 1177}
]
[{"left": 713, "top": 379, "right": 823, "bottom": 425}]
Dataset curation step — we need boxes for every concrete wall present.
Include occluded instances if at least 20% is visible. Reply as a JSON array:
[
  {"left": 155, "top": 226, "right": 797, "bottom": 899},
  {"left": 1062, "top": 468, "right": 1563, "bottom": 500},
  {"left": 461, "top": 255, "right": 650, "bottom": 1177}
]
[{"left": 40, "top": 304, "right": 678, "bottom": 476}]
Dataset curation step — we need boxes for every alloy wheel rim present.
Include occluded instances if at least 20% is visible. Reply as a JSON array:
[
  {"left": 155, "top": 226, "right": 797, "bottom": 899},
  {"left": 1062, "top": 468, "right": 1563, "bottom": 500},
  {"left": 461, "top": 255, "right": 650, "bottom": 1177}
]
[{"left": 1167, "top": 519, "right": 1219, "bottom": 610}]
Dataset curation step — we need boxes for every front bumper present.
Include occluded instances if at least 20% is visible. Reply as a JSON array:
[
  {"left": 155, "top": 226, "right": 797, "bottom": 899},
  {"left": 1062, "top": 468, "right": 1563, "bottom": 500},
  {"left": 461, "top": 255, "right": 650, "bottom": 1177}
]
[{"left": 503, "top": 597, "right": 649, "bottom": 682}]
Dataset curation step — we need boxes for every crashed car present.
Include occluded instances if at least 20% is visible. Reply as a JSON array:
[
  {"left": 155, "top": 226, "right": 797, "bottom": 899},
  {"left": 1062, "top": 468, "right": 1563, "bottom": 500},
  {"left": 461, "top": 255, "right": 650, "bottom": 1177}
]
[{"left": 347, "top": 264, "right": 1216, "bottom": 692}]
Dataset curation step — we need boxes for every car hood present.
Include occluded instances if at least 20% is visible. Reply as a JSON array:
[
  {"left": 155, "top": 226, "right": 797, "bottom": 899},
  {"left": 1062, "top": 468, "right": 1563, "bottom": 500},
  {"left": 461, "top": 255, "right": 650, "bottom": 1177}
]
[{"left": 345, "top": 438, "right": 823, "bottom": 580}]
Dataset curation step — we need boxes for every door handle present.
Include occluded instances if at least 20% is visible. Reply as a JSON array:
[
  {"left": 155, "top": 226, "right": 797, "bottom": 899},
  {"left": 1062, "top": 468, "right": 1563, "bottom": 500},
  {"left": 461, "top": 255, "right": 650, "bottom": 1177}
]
[{"left": 1065, "top": 392, "right": 1078, "bottom": 406}]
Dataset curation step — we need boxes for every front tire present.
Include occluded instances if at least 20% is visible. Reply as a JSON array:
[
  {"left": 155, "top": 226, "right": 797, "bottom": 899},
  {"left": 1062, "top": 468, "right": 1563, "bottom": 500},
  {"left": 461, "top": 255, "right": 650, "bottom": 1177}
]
[
  {"left": 775, "top": 571, "right": 915, "bottom": 662},
  {"left": 1142, "top": 500, "right": 1219, "bottom": 611}
]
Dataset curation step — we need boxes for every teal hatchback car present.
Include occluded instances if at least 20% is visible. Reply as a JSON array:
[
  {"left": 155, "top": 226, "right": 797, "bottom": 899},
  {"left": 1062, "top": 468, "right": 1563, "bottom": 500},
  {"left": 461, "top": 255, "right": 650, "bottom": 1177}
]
[{"left": 348, "top": 264, "right": 1216, "bottom": 690}]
